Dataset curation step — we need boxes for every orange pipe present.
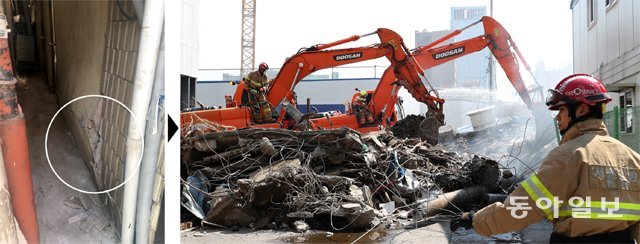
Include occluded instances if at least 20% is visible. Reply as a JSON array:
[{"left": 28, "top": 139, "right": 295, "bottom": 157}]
[
  {"left": 0, "top": 28, "right": 39, "bottom": 244},
  {"left": 0, "top": 114, "right": 39, "bottom": 244},
  {"left": 0, "top": 140, "right": 28, "bottom": 243}
]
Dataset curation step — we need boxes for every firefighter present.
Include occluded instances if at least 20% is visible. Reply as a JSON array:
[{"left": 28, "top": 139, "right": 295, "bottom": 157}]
[
  {"left": 449, "top": 74, "right": 639, "bottom": 243},
  {"left": 352, "top": 90, "right": 373, "bottom": 126},
  {"left": 243, "top": 62, "right": 273, "bottom": 123}
]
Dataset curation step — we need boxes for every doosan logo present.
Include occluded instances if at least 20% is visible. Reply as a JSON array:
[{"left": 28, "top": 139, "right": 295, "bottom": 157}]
[
  {"left": 334, "top": 52, "right": 363, "bottom": 61},
  {"left": 433, "top": 47, "right": 465, "bottom": 60}
]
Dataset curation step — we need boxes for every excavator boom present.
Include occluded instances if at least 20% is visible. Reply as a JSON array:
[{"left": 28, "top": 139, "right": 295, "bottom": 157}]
[
  {"left": 371, "top": 16, "right": 541, "bottom": 128},
  {"left": 183, "top": 16, "right": 542, "bottom": 147},
  {"left": 183, "top": 28, "right": 438, "bottom": 130}
]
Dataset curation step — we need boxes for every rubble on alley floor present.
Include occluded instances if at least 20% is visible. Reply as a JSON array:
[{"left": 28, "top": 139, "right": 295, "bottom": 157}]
[{"left": 180, "top": 119, "right": 519, "bottom": 232}]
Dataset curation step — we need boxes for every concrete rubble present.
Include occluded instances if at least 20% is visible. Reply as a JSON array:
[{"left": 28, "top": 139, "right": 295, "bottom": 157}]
[
  {"left": 64, "top": 194, "right": 111, "bottom": 233},
  {"left": 180, "top": 118, "right": 523, "bottom": 234}
]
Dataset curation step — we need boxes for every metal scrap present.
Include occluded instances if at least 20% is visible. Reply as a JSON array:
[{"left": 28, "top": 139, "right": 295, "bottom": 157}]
[{"left": 180, "top": 120, "right": 517, "bottom": 232}]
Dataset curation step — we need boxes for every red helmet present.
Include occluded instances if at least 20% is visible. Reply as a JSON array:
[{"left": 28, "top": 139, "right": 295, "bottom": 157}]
[
  {"left": 259, "top": 62, "right": 269, "bottom": 71},
  {"left": 546, "top": 74, "right": 611, "bottom": 110}
]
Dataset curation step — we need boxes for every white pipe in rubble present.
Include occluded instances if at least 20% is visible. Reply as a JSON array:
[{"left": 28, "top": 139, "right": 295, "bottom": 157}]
[
  {"left": 135, "top": 34, "right": 164, "bottom": 244},
  {"left": 121, "top": 0, "right": 164, "bottom": 243}
]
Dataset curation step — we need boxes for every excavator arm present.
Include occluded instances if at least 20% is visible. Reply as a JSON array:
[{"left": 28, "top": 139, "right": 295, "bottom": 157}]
[
  {"left": 231, "top": 31, "right": 393, "bottom": 108},
  {"left": 370, "top": 17, "right": 542, "bottom": 141},
  {"left": 231, "top": 28, "right": 442, "bottom": 128},
  {"left": 412, "top": 16, "right": 539, "bottom": 108},
  {"left": 265, "top": 44, "right": 391, "bottom": 108}
]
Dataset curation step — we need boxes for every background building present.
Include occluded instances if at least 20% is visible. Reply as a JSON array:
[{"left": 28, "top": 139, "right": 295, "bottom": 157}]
[
  {"left": 571, "top": 0, "right": 640, "bottom": 149},
  {"left": 415, "top": 29, "right": 455, "bottom": 89},
  {"left": 451, "top": 6, "right": 490, "bottom": 89},
  {"left": 180, "top": 0, "right": 199, "bottom": 111}
]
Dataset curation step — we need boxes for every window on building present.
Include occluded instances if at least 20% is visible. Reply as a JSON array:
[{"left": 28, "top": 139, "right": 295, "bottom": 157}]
[
  {"left": 587, "top": 0, "right": 596, "bottom": 26},
  {"left": 604, "top": 0, "right": 618, "bottom": 11},
  {"left": 620, "top": 90, "right": 634, "bottom": 133},
  {"left": 454, "top": 9, "right": 461, "bottom": 20},
  {"left": 605, "top": 0, "right": 614, "bottom": 7},
  {"left": 181, "top": 75, "right": 197, "bottom": 111}
]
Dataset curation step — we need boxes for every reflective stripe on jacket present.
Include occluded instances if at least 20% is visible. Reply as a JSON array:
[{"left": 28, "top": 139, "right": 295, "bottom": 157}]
[{"left": 473, "top": 119, "right": 640, "bottom": 238}]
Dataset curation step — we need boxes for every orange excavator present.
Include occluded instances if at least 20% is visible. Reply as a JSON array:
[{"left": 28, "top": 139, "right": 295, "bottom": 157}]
[
  {"left": 182, "top": 28, "right": 445, "bottom": 136},
  {"left": 338, "top": 16, "right": 545, "bottom": 142},
  {"left": 182, "top": 16, "right": 544, "bottom": 144}
]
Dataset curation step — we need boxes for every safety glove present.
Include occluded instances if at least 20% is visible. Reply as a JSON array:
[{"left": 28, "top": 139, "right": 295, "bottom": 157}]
[{"left": 449, "top": 211, "right": 474, "bottom": 231}]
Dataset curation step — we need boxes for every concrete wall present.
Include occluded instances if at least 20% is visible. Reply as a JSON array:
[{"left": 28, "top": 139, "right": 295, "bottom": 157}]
[
  {"left": 51, "top": 1, "right": 109, "bottom": 170},
  {"left": 32, "top": 1, "right": 162, "bottom": 240},
  {"left": 45, "top": 0, "right": 140, "bottom": 235}
]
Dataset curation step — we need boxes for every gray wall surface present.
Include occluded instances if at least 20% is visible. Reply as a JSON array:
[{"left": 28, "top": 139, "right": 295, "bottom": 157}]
[{"left": 52, "top": 1, "right": 109, "bottom": 166}]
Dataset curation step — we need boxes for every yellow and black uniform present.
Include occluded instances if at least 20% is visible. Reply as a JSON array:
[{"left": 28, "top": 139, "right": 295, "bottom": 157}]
[
  {"left": 352, "top": 92, "right": 372, "bottom": 125},
  {"left": 244, "top": 70, "right": 272, "bottom": 122},
  {"left": 472, "top": 119, "right": 640, "bottom": 241}
]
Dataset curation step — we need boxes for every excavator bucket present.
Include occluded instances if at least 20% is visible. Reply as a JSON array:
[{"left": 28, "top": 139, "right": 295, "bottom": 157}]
[{"left": 419, "top": 116, "right": 441, "bottom": 145}]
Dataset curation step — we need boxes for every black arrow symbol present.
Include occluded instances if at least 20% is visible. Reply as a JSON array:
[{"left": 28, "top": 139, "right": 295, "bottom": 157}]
[{"left": 168, "top": 115, "right": 178, "bottom": 141}]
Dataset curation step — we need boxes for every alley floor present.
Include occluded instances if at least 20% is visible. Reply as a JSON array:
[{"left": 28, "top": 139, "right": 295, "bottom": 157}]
[
  {"left": 18, "top": 74, "right": 118, "bottom": 243},
  {"left": 181, "top": 221, "right": 553, "bottom": 243}
]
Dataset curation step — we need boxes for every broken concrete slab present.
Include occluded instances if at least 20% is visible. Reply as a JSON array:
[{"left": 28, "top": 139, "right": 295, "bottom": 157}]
[
  {"left": 286, "top": 212, "right": 314, "bottom": 219},
  {"left": 78, "top": 194, "right": 92, "bottom": 210},
  {"left": 253, "top": 217, "right": 270, "bottom": 229},
  {"left": 204, "top": 196, "right": 258, "bottom": 227},
  {"left": 390, "top": 115, "right": 425, "bottom": 139},
  {"left": 67, "top": 212, "right": 89, "bottom": 224},
  {"left": 259, "top": 137, "right": 277, "bottom": 156},
  {"left": 250, "top": 159, "right": 301, "bottom": 183},
  {"left": 293, "top": 220, "right": 309, "bottom": 233},
  {"left": 80, "top": 215, "right": 97, "bottom": 233},
  {"left": 89, "top": 194, "right": 102, "bottom": 207},
  {"left": 379, "top": 201, "right": 395, "bottom": 216},
  {"left": 93, "top": 217, "right": 110, "bottom": 232},
  {"left": 63, "top": 196, "right": 83, "bottom": 209},
  {"left": 341, "top": 203, "right": 362, "bottom": 211}
]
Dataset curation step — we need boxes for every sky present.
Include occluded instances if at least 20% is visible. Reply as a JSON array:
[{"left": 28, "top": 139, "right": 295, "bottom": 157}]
[{"left": 198, "top": 0, "right": 574, "bottom": 72}]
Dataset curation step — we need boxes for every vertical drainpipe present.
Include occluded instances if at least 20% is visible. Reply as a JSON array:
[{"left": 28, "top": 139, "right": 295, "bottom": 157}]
[
  {"left": 0, "top": 4, "right": 39, "bottom": 244},
  {"left": 135, "top": 35, "right": 164, "bottom": 244},
  {"left": 120, "top": 0, "right": 164, "bottom": 243},
  {"left": 0, "top": 144, "right": 28, "bottom": 243}
]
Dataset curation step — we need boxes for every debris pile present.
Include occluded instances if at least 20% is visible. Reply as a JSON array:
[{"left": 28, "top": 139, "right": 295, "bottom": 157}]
[
  {"left": 181, "top": 121, "right": 518, "bottom": 232},
  {"left": 63, "top": 194, "right": 111, "bottom": 233},
  {"left": 440, "top": 117, "right": 556, "bottom": 177},
  {"left": 389, "top": 115, "right": 424, "bottom": 139}
]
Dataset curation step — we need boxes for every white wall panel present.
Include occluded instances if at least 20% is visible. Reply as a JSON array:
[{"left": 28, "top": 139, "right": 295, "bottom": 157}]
[
  {"left": 572, "top": 1, "right": 580, "bottom": 72},
  {"left": 605, "top": 4, "right": 619, "bottom": 64},
  {"left": 180, "top": 0, "right": 199, "bottom": 77},
  {"left": 619, "top": 0, "right": 634, "bottom": 54},
  {"left": 635, "top": 0, "right": 640, "bottom": 48}
]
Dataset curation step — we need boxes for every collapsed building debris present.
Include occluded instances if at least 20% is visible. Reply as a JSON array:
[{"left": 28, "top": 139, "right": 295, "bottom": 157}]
[
  {"left": 440, "top": 116, "right": 557, "bottom": 178},
  {"left": 181, "top": 121, "right": 519, "bottom": 233}
]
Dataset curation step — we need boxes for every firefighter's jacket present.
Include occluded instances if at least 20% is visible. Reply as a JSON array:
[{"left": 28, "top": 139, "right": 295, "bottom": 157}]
[
  {"left": 244, "top": 71, "right": 268, "bottom": 91},
  {"left": 473, "top": 119, "right": 640, "bottom": 239}
]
